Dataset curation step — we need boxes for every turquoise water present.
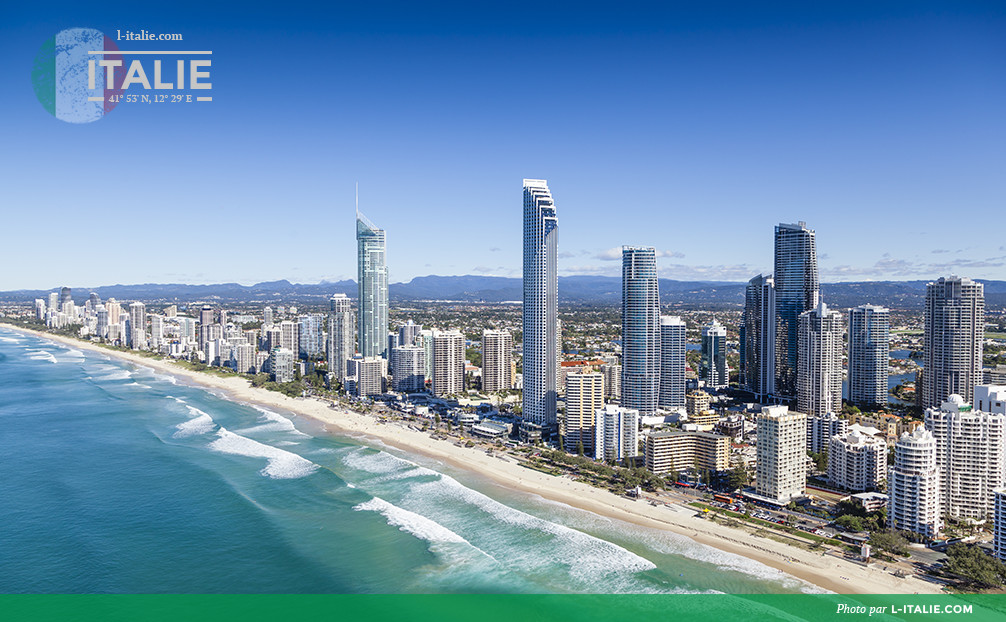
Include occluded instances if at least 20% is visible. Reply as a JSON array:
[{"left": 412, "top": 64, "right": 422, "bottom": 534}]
[{"left": 0, "top": 328, "right": 815, "bottom": 594}]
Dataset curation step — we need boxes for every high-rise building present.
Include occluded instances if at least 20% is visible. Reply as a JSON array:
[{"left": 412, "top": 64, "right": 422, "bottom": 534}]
[
  {"left": 482, "top": 329, "right": 513, "bottom": 393},
  {"left": 128, "top": 302, "right": 146, "bottom": 350},
  {"left": 357, "top": 210, "right": 389, "bottom": 360},
  {"left": 269, "top": 347, "right": 295, "bottom": 383},
  {"left": 848, "top": 305, "right": 890, "bottom": 408},
  {"left": 741, "top": 274, "right": 776, "bottom": 398},
  {"left": 231, "top": 343, "right": 256, "bottom": 374},
  {"left": 828, "top": 430, "right": 886, "bottom": 492},
  {"left": 399, "top": 320, "right": 421, "bottom": 347},
  {"left": 755, "top": 405, "right": 806, "bottom": 503},
  {"left": 995, "top": 489, "right": 1006, "bottom": 562},
  {"left": 925, "top": 390, "right": 1006, "bottom": 521},
  {"left": 327, "top": 294, "right": 355, "bottom": 382},
  {"left": 621, "top": 246, "right": 660, "bottom": 416},
  {"left": 601, "top": 362, "right": 621, "bottom": 401},
  {"left": 888, "top": 427, "right": 941, "bottom": 539},
  {"left": 198, "top": 305, "right": 214, "bottom": 351},
  {"left": 298, "top": 315, "right": 324, "bottom": 358},
  {"left": 59, "top": 286, "right": 72, "bottom": 308},
  {"left": 263, "top": 306, "right": 274, "bottom": 327},
  {"left": 659, "top": 316, "right": 686, "bottom": 409},
  {"left": 522, "top": 179, "right": 558, "bottom": 427},
  {"left": 432, "top": 330, "right": 465, "bottom": 397},
  {"left": 391, "top": 345, "right": 426, "bottom": 392},
  {"left": 387, "top": 332, "right": 400, "bottom": 372},
  {"left": 797, "top": 301, "right": 843, "bottom": 418},
  {"left": 594, "top": 405, "right": 639, "bottom": 463},
  {"left": 807, "top": 412, "right": 847, "bottom": 453},
  {"left": 278, "top": 320, "right": 299, "bottom": 355},
  {"left": 149, "top": 314, "right": 164, "bottom": 350},
  {"left": 700, "top": 320, "right": 727, "bottom": 389},
  {"left": 355, "top": 356, "right": 385, "bottom": 397},
  {"left": 564, "top": 371, "right": 604, "bottom": 454},
  {"left": 773, "top": 222, "right": 819, "bottom": 399},
  {"left": 923, "top": 276, "right": 984, "bottom": 409},
  {"left": 95, "top": 304, "right": 108, "bottom": 339},
  {"left": 416, "top": 329, "right": 435, "bottom": 382}
]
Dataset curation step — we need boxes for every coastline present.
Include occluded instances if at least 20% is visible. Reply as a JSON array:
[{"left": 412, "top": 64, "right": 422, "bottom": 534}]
[{"left": 2, "top": 324, "right": 943, "bottom": 595}]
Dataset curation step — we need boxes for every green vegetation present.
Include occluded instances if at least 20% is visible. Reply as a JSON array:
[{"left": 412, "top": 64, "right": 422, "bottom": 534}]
[
  {"left": 945, "top": 543, "right": 1006, "bottom": 589},
  {"left": 833, "top": 499, "right": 885, "bottom": 533},
  {"left": 868, "top": 530, "right": 909, "bottom": 556}
]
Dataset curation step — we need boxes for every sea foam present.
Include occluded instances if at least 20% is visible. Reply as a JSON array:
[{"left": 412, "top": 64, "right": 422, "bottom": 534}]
[{"left": 208, "top": 428, "right": 319, "bottom": 479}]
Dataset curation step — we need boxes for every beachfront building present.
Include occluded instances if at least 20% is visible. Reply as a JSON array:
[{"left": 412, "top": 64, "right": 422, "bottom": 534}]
[
  {"left": 482, "top": 329, "right": 513, "bottom": 393},
  {"left": 355, "top": 356, "right": 385, "bottom": 397},
  {"left": 645, "top": 429, "right": 730, "bottom": 475},
  {"left": 922, "top": 276, "right": 984, "bottom": 409},
  {"left": 298, "top": 314, "right": 325, "bottom": 359},
  {"left": 357, "top": 210, "right": 389, "bottom": 360},
  {"left": 622, "top": 246, "right": 661, "bottom": 416},
  {"left": 741, "top": 274, "right": 776, "bottom": 399},
  {"left": 522, "top": 179, "right": 559, "bottom": 428},
  {"left": 391, "top": 345, "right": 425, "bottom": 393},
  {"left": 848, "top": 305, "right": 890, "bottom": 408},
  {"left": 230, "top": 342, "right": 256, "bottom": 374},
  {"left": 658, "top": 316, "right": 686, "bottom": 409},
  {"left": 128, "top": 301, "right": 146, "bottom": 350},
  {"left": 432, "top": 330, "right": 465, "bottom": 397},
  {"left": 700, "top": 320, "right": 728, "bottom": 389},
  {"left": 888, "top": 427, "right": 941, "bottom": 539},
  {"left": 564, "top": 371, "right": 604, "bottom": 455},
  {"left": 594, "top": 405, "right": 639, "bottom": 463},
  {"left": 269, "top": 347, "right": 295, "bottom": 383},
  {"left": 327, "top": 293, "right": 355, "bottom": 382},
  {"left": 828, "top": 430, "right": 887, "bottom": 492},
  {"left": 797, "top": 301, "right": 843, "bottom": 419},
  {"left": 925, "top": 390, "right": 1006, "bottom": 522},
  {"left": 807, "top": 412, "right": 847, "bottom": 454},
  {"left": 755, "top": 405, "right": 807, "bottom": 503}
]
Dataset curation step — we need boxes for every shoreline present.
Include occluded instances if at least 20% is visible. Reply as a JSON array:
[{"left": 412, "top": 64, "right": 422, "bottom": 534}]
[{"left": 2, "top": 324, "right": 944, "bottom": 595}]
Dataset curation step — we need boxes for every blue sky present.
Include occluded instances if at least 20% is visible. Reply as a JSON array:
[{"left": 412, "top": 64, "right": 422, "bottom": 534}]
[{"left": 2, "top": 1, "right": 1004, "bottom": 289}]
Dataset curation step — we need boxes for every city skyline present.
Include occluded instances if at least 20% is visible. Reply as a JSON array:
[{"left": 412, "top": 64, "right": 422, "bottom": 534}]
[{"left": 3, "top": 3, "right": 1006, "bottom": 290}]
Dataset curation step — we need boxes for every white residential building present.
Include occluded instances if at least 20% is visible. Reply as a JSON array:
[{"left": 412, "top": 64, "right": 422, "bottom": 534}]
[
  {"left": 432, "top": 330, "right": 465, "bottom": 397},
  {"left": 482, "top": 329, "right": 513, "bottom": 393},
  {"left": 564, "top": 371, "right": 604, "bottom": 455},
  {"left": 888, "top": 427, "right": 941, "bottom": 539},
  {"left": 594, "top": 405, "right": 638, "bottom": 463},
  {"left": 925, "top": 391, "right": 1006, "bottom": 521},
  {"left": 391, "top": 345, "right": 426, "bottom": 392},
  {"left": 755, "top": 405, "right": 806, "bottom": 503},
  {"left": 807, "top": 412, "right": 847, "bottom": 453},
  {"left": 797, "top": 301, "right": 843, "bottom": 418},
  {"left": 828, "top": 430, "right": 887, "bottom": 492}
]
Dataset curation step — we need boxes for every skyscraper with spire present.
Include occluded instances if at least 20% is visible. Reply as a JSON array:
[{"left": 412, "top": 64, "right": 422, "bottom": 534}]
[
  {"left": 522, "top": 179, "right": 558, "bottom": 427},
  {"left": 773, "top": 222, "right": 819, "bottom": 399},
  {"left": 356, "top": 194, "right": 389, "bottom": 360}
]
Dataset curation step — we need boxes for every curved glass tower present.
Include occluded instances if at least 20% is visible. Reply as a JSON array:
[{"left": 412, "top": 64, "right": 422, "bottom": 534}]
[
  {"left": 357, "top": 211, "right": 389, "bottom": 360},
  {"left": 621, "top": 247, "right": 660, "bottom": 416},
  {"left": 522, "top": 179, "right": 558, "bottom": 427},
  {"left": 773, "top": 222, "right": 818, "bottom": 399}
]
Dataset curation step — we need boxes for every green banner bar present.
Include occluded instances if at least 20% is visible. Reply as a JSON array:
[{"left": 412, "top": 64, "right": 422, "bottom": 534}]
[{"left": 4, "top": 595, "right": 1006, "bottom": 622}]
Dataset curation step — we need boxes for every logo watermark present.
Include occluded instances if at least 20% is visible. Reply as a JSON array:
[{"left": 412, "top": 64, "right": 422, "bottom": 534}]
[{"left": 32, "top": 27, "right": 212, "bottom": 124}]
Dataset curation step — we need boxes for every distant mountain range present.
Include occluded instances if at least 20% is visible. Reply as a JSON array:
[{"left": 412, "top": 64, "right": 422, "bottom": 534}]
[{"left": 4, "top": 276, "right": 1006, "bottom": 309}]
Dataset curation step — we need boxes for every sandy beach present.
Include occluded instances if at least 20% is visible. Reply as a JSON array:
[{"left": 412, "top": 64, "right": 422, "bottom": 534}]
[{"left": 4, "top": 324, "right": 944, "bottom": 595}]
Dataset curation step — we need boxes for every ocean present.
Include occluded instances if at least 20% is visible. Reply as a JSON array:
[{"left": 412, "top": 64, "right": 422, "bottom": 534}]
[{"left": 0, "top": 328, "right": 815, "bottom": 594}]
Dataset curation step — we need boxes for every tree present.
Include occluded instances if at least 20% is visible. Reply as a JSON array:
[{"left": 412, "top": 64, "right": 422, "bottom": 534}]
[
  {"left": 576, "top": 440, "right": 584, "bottom": 457},
  {"left": 869, "top": 530, "right": 909, "bottom": 556},
  {"left": 946, "top": 544, "right": 1006, "bottom": 589},
  {"left": 727, "top": 464, "right": 749, "bottom": 490}
]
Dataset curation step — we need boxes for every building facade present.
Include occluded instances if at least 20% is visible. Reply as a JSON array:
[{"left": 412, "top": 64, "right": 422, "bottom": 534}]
[
  {"left": 432, "top": 330, "right": 465, "bottom": 397},
  {"left": 923, "top": 276, "right": 984, "bottom": 409},
  {"left": 621, "top": 246, "right": 660, "bottom": 416},
  {"left": 848, "top": 305, "right": 890, "bottom": 408},
  {"left": 522, "top": 179, "right": 559, "bottom": 427},
  {"left": 482, "top": 329, "right": 513, "bottom": 393},
  {"left": 391, "top": 345, "right": 426, "bottom": 392},
  {"left": 755, "top": 405, "right": 806, "bottom": 503},
  {"left": 888, "top": 427, "right": 941, "bottom": 539},
  {"left": 773, "top": 222, "right": 819, "bottom": 399},
  {"left": 658, "top": 316, "right": 686, "bottom": 409},
  {"left": 357, "top": 211, "right": 389, "bottom": 360},
  {"left": 327, "top": 293, "right": 355, "bottom": 382},
  {"left": 700, "top": 320, "right": 728, "bottom": 389},
  {"left": 741, "top": 275, "right": 776, "bottom": 398},
  {"left": 828, "top": 430, "right": 887, "bottom": 492},
  {"left": 564, "top": 371, "right": 604, "bottom": 455},
  {"left": 797, "top": 301, "right": 843, "bottom": 419},
  {"left": 594, "top": 405, "right": 639, "bottom": 463},
  {"left": 645, "top": 430, "right": 730, "bottom": 475}
]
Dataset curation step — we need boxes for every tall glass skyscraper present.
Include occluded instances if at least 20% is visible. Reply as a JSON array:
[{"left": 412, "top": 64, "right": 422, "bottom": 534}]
[
  {"left": 327, "top": 293, "right": 354, "bottom": 381},
  {"left": 701, "top": 320, "right": 728, "bottom": 389},
  {"left": 773, "top": 222, "right": 819, "bottom": 399},
  {"left": 796, "top": 301, "right": 843, "bottom": 418},
  {"left": 621, "top": 246, "right": 660, "bottom": 416},
  {"left": 922, "top": 276, "right": 984, "bottom": 409},
  {"left": 522, "top": 179, "right": 558, "bottom": 427},
  {"left": 356, "top": 211, "right": 389, "bottom": 360},
  {"left": 658, "top": 315, "right": 686, "bottom": 409},
  {"left": 741, "top": 274, "right": 775, "bottom": 399},
  {"left": 848, "top": 304, "right": 890, "bottom": 408}
]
